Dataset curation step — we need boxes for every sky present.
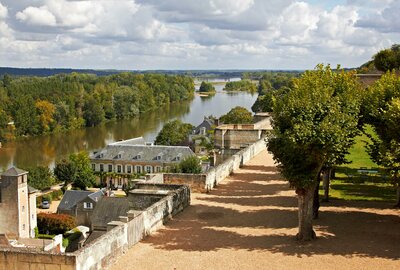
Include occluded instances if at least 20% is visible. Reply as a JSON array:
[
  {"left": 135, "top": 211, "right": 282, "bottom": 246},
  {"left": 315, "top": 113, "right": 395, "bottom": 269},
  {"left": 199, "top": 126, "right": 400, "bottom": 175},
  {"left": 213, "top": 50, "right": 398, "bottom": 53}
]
[{"left": 0, "top": 0, "right": 399, "bottom": 70}]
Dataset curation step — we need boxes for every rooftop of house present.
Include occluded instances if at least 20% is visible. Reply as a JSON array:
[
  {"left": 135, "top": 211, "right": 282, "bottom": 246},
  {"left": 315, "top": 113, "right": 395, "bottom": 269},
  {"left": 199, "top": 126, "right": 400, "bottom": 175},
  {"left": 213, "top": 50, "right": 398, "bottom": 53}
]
[
  {"left": 1, "top": 167, "right": 27, "bottom": 177},
  {"left": 192, "top": 117, "right": 216, "bottom": 135},
  {"left": 90, "top": 143, "right": 195, "bottom": 163},
  {"left": 108, "top": 137, "right": 146, "bottom": 146},
  {"left": 58, "top": 190, "right": 104, "bottom": 211},
  {"left": 91, "top": 197, "right": 130, "bottom": 230}
]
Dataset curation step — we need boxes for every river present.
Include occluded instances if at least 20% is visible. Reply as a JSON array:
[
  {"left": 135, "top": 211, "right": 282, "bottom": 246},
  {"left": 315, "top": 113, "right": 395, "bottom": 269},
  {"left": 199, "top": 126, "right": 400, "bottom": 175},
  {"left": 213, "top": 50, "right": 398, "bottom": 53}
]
[{"left": 0, "top": 81, "right": 257, "bottom": 170}]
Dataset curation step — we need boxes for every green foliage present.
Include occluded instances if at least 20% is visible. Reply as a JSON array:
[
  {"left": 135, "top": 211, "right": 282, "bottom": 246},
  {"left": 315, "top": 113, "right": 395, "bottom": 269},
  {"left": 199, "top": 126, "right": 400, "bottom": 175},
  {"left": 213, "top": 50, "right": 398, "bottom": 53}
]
[
  {"left": 373, "top": 44, "right": 400, "bottom": 72},
  {"left": 363, "top": 72, "right": 400, "bottom": 189},
  {"left": 37, "top": 213, "right": 76, "bottom": 235},
  {"left": 54, "top": 159, "right": 76, "bottom": 185},
  {"left": 220, "top": 106, "right": 253, "bottom": 124},
  {"left": 172, "top": 156, "right": 202, "bottom": 174},
  {"left": 24, "top": 166, "right": 55, "bottom": 191},
  {"left": 34, "top": 227, "right": 39, "bottom": 238},
  {"left": 63, "top": 231, "right": 82, "bottom": 248},
  {"left": 155, "top": 120, "right": 194, "bottom": 146},
  {"left": 268, "top": 64, "right": 362, "bottom": 189},
  {"left": 42, "top": 194, "right": 52, "bottom": 204},
  {"left": 0, "top": 73, "right": 194, "bottom": 141},
  {"left": 223, "top": 80, "right": 256, "bottom": 92},
  {"left": 199, "top": 81, "right": 216, "bottom": 93},
  {"left": 69, "top": 152, "right": 96, "bottom": 190}
]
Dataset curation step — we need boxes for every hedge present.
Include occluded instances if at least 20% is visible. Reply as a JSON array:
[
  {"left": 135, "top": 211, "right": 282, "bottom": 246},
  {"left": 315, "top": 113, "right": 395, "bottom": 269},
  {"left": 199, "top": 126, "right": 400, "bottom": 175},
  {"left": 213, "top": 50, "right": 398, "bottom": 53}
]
[{"left": 37, "top": 213, "right": 76, "bottom": 235}]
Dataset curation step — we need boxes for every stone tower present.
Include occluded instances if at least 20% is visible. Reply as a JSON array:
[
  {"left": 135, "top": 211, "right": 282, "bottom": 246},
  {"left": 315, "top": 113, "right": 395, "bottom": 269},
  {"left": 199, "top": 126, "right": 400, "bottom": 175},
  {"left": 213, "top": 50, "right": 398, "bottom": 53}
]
[{"left": 0, "top": 167, "right": 31, "bottom": 239}]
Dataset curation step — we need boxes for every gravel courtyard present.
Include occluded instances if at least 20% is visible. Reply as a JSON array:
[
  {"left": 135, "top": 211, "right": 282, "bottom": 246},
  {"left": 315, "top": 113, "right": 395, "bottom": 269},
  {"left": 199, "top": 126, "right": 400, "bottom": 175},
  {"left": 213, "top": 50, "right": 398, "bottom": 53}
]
[{"left": 111, "top": 150, "right": 400, "bottom": 270}]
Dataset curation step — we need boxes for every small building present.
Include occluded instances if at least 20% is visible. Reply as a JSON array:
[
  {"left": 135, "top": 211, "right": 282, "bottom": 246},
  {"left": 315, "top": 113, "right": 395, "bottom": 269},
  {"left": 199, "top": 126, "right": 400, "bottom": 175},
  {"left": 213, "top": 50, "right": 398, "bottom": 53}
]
[
  {"left": 188, "top": 117, "right": 217, "bottom": 154},
  {"left": 0, "top": 167, "right": 37, "bottom": 239},
  {"left": 57, "top": 189, "right": 104, "bottom": 227},
  {"left": 214, "top": 117, "right": 272, "bottom": 150},
  {"left": 90, "top": 138, "right": 196, "bottom": 188}
]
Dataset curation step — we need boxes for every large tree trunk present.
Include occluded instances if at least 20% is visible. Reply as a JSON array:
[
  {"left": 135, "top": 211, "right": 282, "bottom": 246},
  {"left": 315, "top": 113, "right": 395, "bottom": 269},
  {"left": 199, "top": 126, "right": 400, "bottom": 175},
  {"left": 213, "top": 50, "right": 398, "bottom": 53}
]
[
  {"left": 296, "top": 185, "right": 317, "bottom": 241},
  {"left": 396, "top": 185, "right": 400, "bottom": 208},
  {"left": 322, "top": 168, "right": 331, "bottom": 202}
]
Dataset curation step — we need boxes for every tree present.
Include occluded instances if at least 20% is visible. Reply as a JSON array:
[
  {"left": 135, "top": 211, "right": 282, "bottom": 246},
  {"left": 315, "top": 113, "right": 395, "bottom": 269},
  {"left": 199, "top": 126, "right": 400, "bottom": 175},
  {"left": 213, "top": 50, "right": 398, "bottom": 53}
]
[
  {"left": 373, "top": 44, "right": 400, "bottom": 72},
  {"left": 363, "top": 72, "right": 400, "bottom": 206},
  {"left": 25, "top": 166, "right": 55, "bottom": 190},
  {"left": 220, "top": 106, "right": 253, "bottom": 124},
  {"left": 83, "top": 96, "right": 105, "bottom": 127},
  {"left": 267, "top": 65, "right": 362, "bottom": 241},
  {"left": 54, "top": 159, "right": 76, "bottom": 186},
  {"left": 68, "top": 152, "right": 96, "bottom": 190},
  {"left": 155, "top": 120, "right": 194, "bottom": 146},
  {"left": 199, "top": 81, "right": 216, "bottom": 93},
  {"left": 177, "top": 156, "right": 202, "bottom": 174},
  {"left": 36, "top": 100, "right": 56, "bottom": 132}
]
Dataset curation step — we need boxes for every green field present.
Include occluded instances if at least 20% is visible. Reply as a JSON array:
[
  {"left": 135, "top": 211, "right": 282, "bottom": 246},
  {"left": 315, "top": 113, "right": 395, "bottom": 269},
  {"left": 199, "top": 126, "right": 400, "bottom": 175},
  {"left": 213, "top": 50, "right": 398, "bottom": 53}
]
[{"left": 323, "top": 125, "right": 396, "bottom": 202}]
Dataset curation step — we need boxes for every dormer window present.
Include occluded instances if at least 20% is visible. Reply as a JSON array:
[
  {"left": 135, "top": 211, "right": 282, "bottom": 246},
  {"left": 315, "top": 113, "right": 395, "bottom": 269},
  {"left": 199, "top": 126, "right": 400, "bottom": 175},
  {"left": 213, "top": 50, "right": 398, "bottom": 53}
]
[
  {"left": 116, "top": 151, "right": 124, "bottom": 159},
  {"left": 134, "top": 152, "right": 143, "bottom": 160},
  {"left": 176, "top": 153, "right": 182, "bottom": 161},
  {"left": 156, "top": 152, "right": 163, "bottom": 161}
]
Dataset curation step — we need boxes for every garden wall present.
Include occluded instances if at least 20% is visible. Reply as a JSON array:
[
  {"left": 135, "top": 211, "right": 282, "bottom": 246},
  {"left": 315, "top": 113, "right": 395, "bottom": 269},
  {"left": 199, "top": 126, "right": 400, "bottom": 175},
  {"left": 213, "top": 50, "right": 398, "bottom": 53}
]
[{"left": 163, "top": 138, "right": 267, "bottom": 192}]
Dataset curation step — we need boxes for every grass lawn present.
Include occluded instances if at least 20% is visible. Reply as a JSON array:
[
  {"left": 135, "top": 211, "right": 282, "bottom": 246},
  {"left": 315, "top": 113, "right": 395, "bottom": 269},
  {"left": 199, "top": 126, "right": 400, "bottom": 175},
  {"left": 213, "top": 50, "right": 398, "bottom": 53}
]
[{"left": 326, "top": 125, "right": 396, "bottom": 203}]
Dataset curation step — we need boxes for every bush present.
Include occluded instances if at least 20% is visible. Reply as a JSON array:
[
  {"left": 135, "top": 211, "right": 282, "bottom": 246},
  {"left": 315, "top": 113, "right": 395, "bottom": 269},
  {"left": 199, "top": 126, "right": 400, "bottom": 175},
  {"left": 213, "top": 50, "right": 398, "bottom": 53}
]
[
  {"left": 62, "top": 231, "right": 82, "bottom": 248},
  {"left": 51, "top": 189, "right": 63, "bottom": 200},
  {"left": 37, "top": 213, "right": 76, "bottom": 235},
  {"left": 173, "top": 156, "right": 202, "bottom": 174}
]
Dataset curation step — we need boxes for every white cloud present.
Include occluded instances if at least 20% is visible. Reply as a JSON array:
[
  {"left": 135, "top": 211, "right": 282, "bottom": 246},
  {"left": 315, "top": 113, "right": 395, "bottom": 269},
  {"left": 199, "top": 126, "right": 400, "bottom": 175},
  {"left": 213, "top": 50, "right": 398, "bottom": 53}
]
[
  {"left": 0, "top": 0, "right": 399, "bottom": 69},
  {"left": 0, "top": 2, "right": 7, "bottom": 19},
  {"left": 16, "top": 6, "right": 56, "bottom": 26}
]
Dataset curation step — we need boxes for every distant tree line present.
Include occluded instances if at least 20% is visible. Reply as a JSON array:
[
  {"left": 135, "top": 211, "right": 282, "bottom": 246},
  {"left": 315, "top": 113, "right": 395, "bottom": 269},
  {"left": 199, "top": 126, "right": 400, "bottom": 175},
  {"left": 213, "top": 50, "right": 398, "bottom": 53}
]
[{"left": 0, "top": 72, "right": 194, "bottom": 141}]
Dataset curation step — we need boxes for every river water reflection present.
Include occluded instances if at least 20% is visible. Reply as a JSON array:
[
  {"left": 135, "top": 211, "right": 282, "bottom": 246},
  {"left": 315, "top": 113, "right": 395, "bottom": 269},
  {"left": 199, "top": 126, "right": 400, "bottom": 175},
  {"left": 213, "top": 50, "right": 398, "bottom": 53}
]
[{"left": 0, "top": 90, "right": 257, "bottom": 170}]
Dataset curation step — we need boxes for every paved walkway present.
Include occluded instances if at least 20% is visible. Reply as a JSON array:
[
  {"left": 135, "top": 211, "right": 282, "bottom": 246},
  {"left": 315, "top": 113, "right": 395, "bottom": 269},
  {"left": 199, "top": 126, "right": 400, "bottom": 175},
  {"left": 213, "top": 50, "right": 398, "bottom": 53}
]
[{"left": 110, "top": 150, "right": 400, "bottom": 270}]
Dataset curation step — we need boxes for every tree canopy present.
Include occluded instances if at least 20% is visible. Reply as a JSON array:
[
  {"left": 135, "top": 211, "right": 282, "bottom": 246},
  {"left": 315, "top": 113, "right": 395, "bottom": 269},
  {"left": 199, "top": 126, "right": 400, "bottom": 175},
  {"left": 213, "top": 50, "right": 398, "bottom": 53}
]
[
  {"left": 173, "top": 156, "right": 202, "bottom": 174},
  {"left": 219, "top": 106, "right": 253, "bottom": 124},
  {"left": 373, "top": 44, "right": 400, "bottom": 72},
  {"left": 0, "top": 73, "right": 194, "bottom": 142},
  {"left": 155, "top": 120, "right": 194, "bottom": 146},
  {"left": 363, "top": 72, "right": 400, "bottom": 206},
  {"left": 223, "top": 80, "right": 256, "bottom": 92},
  {"left": 267, "top": 64, "right": 362, "bottom": 240},
  {"left": 199, "top": 81, "right": 216, "bottom": 93}
]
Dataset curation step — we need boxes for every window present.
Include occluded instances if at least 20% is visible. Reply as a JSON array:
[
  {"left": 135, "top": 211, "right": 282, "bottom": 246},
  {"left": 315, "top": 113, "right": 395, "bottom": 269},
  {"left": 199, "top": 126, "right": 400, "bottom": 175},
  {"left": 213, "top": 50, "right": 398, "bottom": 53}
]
[
  {"left": 127, "top": 165, "right": 132, "bottom": 174},
  {"left": 100, "top": 164, "right": 104, "bottom": 172},
  {"left": 118, "top": 178, "right": 122, "bottom": 186},
  {"left": 146, "top": 166, "right": 152, "bottom": 173},
  {"left": 136, "top": 166, "right": 142, "bottom": 174},
  {"left": 108, "top": 164, "right": 113, "bottom": 172},
  {"left": 117, "top": 165, "right": 122, "bottom": 173},
  {"left": 156, "top": 166, "right": 162, "bottom": 173},
  {"left": 91, "top": 164, "right": 96, "bottom": 170},
  {"left": 22, "top": 224, "right": 25, "bottom": 230},
  {"left": 84, "top": 202, "right": 93, "bottom": 209}
]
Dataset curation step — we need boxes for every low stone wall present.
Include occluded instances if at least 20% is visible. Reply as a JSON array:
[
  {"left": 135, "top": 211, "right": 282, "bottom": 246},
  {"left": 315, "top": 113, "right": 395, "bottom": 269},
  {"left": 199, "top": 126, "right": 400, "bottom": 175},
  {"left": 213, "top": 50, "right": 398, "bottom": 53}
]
[
  {"left": 74, "top": 184, "right": 190, "bottom": 270},
  {"left": 0, "top": 248, "right": 76, "bottom": 270},
  {"left": 164, "top": 138, "right": 267, "bottom": 192},
  {"left": 0, "top": 184, "right": 190, "bottom": 270}
]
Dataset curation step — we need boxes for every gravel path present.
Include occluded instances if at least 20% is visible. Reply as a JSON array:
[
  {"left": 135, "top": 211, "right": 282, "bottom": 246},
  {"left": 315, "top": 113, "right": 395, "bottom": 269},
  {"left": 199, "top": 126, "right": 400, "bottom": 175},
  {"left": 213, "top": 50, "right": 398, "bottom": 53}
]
[{"left": 110, "top": 150, "right": 400, "bottom": 270}]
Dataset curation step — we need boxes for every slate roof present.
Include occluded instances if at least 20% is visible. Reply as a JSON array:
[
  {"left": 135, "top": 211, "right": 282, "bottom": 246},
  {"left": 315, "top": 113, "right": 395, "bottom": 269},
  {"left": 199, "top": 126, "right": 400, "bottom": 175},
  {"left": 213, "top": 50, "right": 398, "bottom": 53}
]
[
  {"left": 109, "top": 137, "right": 145, "bottom": 146},
  {"left": 1, "top": 167, "right": 28, "bottom": 177},
  {"left": 192, "top": 118, "right": 215, "bottom": 135},
  {"left": 90, "top": 143, "right": 195, "bottom": 164},
  {"left": 58, "top": 190, "right": 93, "bottom": 211},
  {"left": 28, "top": 185, "right": 39, "bottom": 194},
  {"left": 88, "top": 189, "right": 105, "bottom": 202},
  {"left": 91, "top": 197, "right": 130, "bottom": 229}
]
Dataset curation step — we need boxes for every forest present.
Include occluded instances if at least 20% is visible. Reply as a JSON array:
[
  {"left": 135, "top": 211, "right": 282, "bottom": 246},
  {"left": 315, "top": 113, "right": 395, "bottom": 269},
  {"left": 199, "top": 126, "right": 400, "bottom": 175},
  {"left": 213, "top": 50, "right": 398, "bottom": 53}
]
[{"left": 0, "top": 72, "right": 194, "bottom": 141}]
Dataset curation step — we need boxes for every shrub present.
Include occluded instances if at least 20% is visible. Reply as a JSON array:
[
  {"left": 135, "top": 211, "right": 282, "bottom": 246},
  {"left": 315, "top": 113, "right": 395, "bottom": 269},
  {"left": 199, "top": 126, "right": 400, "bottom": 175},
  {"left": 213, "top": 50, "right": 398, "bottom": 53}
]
[
  {"left": 37, "top": 213, "right": 76, "bottom": 235},
  {"left": 62, "top": 231, "right": 82, "bottom": 248},
  {"left": 42, "top": 194, "right": 52, "bottom": 203},
  {"left": 51, "top": 189, "right": 63, "bottom": 200}
]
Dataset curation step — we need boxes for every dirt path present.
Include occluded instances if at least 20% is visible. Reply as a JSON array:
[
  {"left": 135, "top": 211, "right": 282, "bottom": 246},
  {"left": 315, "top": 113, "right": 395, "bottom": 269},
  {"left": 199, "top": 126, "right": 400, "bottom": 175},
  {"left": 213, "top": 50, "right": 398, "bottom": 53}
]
[{"left": 110, "top": 150, "right": 400, "bottom": 270}]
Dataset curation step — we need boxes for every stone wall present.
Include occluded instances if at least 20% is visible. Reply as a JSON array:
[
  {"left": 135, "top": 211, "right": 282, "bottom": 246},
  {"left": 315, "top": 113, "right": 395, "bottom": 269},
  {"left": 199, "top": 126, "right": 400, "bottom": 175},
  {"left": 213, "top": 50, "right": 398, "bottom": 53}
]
[
  {"left": 164, "top": 138, "right": 267, "bottom": 192},
  {"left": 0, "top": 248, "right": 76, "bottom": 270},
  {"left": 0, "top": 184, "right": 190, "bottom": 270}
]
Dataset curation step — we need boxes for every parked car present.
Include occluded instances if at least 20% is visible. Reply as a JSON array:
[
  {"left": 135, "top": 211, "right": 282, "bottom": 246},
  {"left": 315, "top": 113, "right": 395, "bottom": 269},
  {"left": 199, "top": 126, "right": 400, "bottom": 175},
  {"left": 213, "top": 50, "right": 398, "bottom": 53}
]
[{"left": 41, "top": 200, "right": 50, "bottom": 209}]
